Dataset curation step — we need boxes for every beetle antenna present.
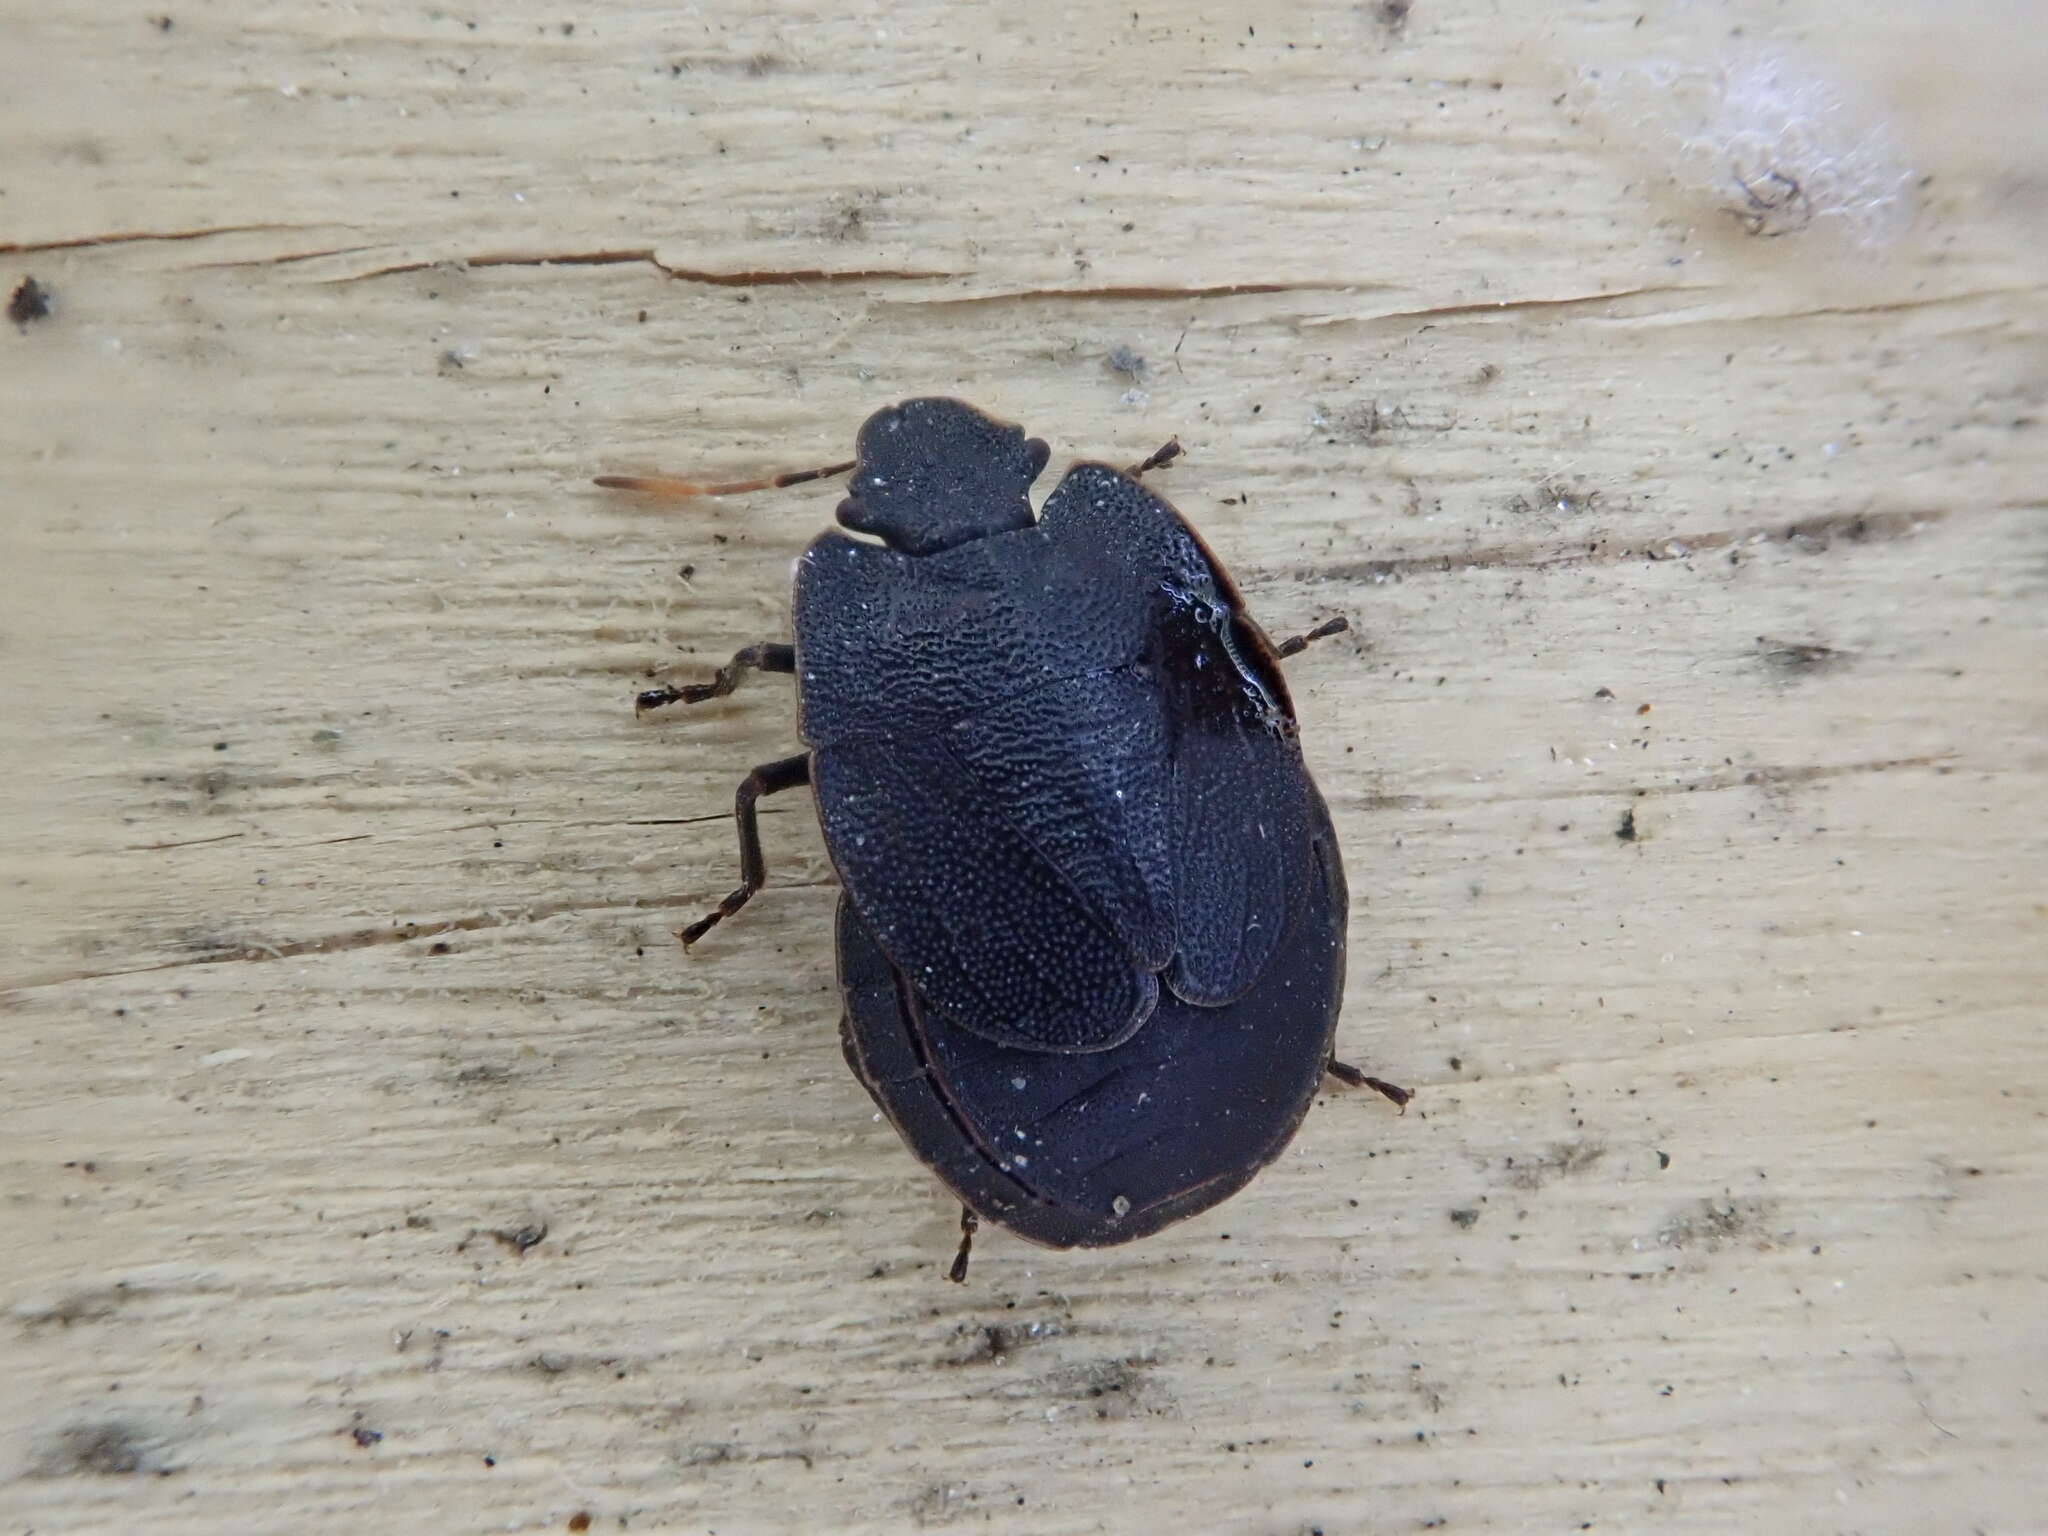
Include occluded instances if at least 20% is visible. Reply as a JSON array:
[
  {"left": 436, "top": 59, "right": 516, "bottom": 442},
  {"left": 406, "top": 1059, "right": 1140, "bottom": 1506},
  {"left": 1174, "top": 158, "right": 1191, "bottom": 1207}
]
[
  {"left": 1327, "top": 1057, "right": 1411, "bottom": 1111},
  {"left": 595, "top": 458, "right": 857, "bottom": 502},
  {"left": 1125, "top": 437, "right": 1183, "bottom": 480},
  {"left": 1273, "top": 616, "right": 1350, "bottom": 659}
]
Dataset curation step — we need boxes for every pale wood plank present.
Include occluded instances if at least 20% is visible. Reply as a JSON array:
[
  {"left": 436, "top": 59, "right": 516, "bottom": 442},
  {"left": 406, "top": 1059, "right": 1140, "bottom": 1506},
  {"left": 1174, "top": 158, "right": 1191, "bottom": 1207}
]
[{"left": 4, "top": 2, "right": 2043, "bottom": 1532}]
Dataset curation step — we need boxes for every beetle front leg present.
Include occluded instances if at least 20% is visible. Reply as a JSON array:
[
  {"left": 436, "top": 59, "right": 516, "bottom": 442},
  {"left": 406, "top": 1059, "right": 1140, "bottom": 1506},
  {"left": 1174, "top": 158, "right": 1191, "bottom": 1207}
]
[
  {"left": 679, "top": 753, "right": 812, "bottom": 947},
  {"left": 1327, "top": 1057, "right": 1410, "bottom": 1110},
  {"left": 947, "top": 1207, "right": 980, "bottom": 1284},
  {"left": 1274, "top": 616, "right": 1349, "bottom": 659},
  {"left": 637, "top": 642, "right": 796, "bottom": 714}
]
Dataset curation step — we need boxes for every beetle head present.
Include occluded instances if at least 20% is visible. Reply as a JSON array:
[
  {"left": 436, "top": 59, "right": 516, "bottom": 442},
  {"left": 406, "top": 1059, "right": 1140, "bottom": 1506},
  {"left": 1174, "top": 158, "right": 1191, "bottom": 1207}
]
[{"left": 837, "top": 398, "right": 1051, "bottom": 556}]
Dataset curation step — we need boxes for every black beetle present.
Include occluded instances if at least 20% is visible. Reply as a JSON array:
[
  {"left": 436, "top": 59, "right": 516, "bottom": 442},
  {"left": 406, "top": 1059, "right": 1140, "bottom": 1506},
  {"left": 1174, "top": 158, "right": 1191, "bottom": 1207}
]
[{"left": 602, "top": 398, "right": 1405, "bottom": 1279}]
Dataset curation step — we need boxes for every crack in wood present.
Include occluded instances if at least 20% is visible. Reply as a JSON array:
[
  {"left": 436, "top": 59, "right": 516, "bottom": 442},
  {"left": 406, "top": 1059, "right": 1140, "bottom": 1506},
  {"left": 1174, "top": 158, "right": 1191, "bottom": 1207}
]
[
  {"left": 1329, "top": 754, "right": 1959, "bottom": 816},
  {"left": 0, "top": 223, "right": 327, "bottom": 254},
  {"left": 1283, "top": 508, "right": 1947, "bottom": 584},
  {"left": 321, "top": 249, "right": 961, "bottom": 286},
  {"left": 3, "top": 874, "right": 840, "bottom": 993}
]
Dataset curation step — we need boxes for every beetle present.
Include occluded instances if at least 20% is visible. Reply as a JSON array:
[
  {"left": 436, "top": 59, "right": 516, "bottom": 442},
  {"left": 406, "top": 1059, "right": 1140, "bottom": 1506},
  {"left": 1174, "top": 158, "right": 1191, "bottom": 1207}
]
[{"left": 601, "top": 398, "right": 1405, "bottom": 1279}]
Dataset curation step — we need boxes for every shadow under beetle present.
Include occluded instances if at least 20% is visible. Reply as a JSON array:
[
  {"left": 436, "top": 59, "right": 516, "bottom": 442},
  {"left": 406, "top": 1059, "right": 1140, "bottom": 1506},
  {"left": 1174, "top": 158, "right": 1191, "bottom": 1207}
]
[{"left": 602, "top": 398, "right": 1406, "bottom": 1280}]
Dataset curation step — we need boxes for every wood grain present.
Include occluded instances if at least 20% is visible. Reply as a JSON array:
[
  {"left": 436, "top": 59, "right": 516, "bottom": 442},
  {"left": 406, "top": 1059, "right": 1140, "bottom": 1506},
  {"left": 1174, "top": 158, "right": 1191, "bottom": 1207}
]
[{"left": 4, "top": 2, "right": 2044, "bottom": 1532}]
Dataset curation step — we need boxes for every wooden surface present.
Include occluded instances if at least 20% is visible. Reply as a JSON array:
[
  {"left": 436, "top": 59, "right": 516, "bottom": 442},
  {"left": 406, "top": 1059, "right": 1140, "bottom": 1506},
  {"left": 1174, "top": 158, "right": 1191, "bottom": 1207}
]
[{"left": 4, "top": 2, "right": 2044, "bottom": 1532}]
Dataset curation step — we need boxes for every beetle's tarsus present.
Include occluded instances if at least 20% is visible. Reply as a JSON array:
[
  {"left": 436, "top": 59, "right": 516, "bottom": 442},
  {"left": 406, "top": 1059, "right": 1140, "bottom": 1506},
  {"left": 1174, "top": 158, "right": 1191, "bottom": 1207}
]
[
  {"left": 637, "top": 684, "right": 688, "bottom": 713},
  {"left": 638, "top": 642, "right": 796, "bottom": 714},
  {"left": 1125, "top": 438, "right": 1183, "bottom": 480},
  {"left": 678, "top": 887, "right": 748, "bottom": 947},
  {"left": 947, "top": 1207, "right": 979, "bottom": 1283},
  {"left": 681, "top": 753, "right": 812, "bottom": 946},
  {"left": 1275, "top": 616, "right": 1350, "bottom": 659},
  {"left": 1327, "top": 1057, "right": 1410, "bottom": 1111}
]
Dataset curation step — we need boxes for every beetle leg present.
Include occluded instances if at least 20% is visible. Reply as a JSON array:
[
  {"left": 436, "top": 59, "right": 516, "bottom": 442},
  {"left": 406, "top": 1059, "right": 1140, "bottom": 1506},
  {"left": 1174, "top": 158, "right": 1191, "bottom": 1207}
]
[
  {"left": 679, "top": 753, "right": 812, "bottom": 947},
  {"left": 947, "top": 1207, "right": 980, "bottom": 1284},
  {"left": 1273, "top": 616, "right": 1350, "bottom": 659},
  {"left": 1326, "top": 1057, "right": 1411, "bottom": 1111},
  {"left": 637, "top": 642, "right": 796, "bottom": 714},
  {"left": 1124, "top": 438, "right": 1183, "bottom": 480}
]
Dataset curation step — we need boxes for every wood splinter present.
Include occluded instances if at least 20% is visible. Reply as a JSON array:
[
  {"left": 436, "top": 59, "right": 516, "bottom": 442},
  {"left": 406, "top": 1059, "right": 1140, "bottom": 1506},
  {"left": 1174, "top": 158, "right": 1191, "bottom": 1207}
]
[{"left": 595, "top": 459, "right": 856, "bottom": 502}]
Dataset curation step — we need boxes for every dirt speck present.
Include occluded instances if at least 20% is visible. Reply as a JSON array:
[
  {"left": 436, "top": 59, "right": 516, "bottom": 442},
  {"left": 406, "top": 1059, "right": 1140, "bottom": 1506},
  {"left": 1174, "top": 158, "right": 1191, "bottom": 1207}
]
[
  {"left": 9, "top": 276, "right": 52, "bottom": 328},
  {"left": 1731, "top": 169, "right": 1814, "bottom": 238},
  {"left": 1757, "top": 636, "right": 1851, "bottom": 679},
  {"left": 15, "top": 1285, "right": 133, "bottom": 1329},
  {"left": 815, "top": 193, "right": 887, "bottom": 242},
  {"left": 450, "top": 1059, "right": 516, "bottom": 1087},
  {"left": 1658, "top": 1196, "right": 1776, "bottom": 1251},
  {"left": 1505, "top": 1140, "right": 1606, "bottom": 1191},
  {"left": 1000, "top": 1353, "right": 1167, "bottom": 1418},
  {"left": 489, "top": 1222, "right": 548, "bottom": 1256},
  {"left": 1105, "top": 344, "right": 1148, "bottom": 382},
  {"left": 1313, "top": 398, "right": 1454, "bottom": 444},
  {"left": 30, "top": 1421, "right": 162, "bottom": 1478},
  {"left": 1507, "top": 476, "right": 1603, "bottom": 517},
  {"left": 941, "top": 1315, "right": 1064, "bottom": 1367},
  {"left": 910, "top": 1482, "right": 980, "bottom": 1526}
]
